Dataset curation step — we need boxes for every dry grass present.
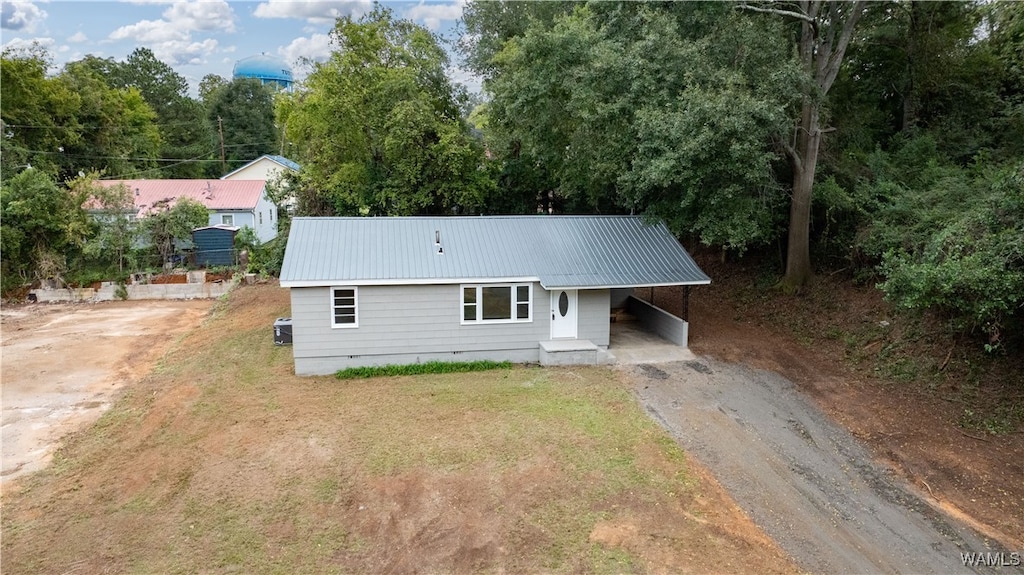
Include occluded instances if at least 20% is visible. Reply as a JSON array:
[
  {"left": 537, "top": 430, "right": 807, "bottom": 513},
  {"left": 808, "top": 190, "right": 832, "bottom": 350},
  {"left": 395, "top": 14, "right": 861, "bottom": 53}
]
[{"left": 1, "top": 283, "right": 794, "bottom": 574}]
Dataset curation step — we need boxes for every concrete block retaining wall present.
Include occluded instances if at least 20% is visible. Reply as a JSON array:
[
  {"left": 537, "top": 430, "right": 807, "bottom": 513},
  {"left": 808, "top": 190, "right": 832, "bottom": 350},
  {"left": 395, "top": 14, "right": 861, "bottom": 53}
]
[
  {"left": 626, "top": 295, "right": 689, "bottom": 347},
  {"left": 30, "top": 279, "right": 236, "bottom": 303}
]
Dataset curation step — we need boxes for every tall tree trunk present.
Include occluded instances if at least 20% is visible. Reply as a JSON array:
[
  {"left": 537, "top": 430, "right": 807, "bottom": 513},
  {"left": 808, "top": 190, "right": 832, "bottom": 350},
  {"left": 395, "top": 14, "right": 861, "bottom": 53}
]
[
  {"left": 783, "top": 100, "right": 820, "bottom": 291},
  {"left": 767, "top": 0, "right": 865, "bottom": 291}
]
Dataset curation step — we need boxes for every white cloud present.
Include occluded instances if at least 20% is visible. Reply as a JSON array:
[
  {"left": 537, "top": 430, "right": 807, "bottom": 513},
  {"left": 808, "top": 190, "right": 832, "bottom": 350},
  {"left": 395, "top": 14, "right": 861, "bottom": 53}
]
[
  {"left": 254, "top": 0, "right": 369, "bottom": 24},
  {"left": 109, "top": 19, "right": 189, "bottom": 43},
  {"left": 163, "top": 0, "right": 236, "bottom": 33},
  {"left": 107, "top": 1, "right": 235, "bottom": 68},
  {"left": 2, "top": 36, "right": 55, "bottom": 53},
  {"left": 279, "top": 33, "right": 332, "bottom": 80},
  {"left": 67, "top": 31, "right": 88, "bottom": 43},
  {"left": 1, "top": 1, "right": 47, "bottom": 32},
  {"left": 405, "top": 0, "right": 463, "bottom": 32},
  {"left": 154, "top": 38, "right": 219, "bottom": 66}
]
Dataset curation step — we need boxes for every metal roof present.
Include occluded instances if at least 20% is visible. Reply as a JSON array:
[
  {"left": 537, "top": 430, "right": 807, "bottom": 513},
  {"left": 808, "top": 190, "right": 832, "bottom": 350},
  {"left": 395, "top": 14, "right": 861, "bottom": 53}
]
[
  {"left": 94, "top": 179, "right": 266, "bottom": 216},
  {"left": 280, "top": 216, "right": 711, "bottom": 289}
]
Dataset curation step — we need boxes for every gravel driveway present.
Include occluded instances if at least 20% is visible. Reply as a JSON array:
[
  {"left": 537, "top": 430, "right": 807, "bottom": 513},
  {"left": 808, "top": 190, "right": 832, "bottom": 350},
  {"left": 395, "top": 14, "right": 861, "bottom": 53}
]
[{"left": 627, "top": 358, "right": 1022, "bottom": 574}]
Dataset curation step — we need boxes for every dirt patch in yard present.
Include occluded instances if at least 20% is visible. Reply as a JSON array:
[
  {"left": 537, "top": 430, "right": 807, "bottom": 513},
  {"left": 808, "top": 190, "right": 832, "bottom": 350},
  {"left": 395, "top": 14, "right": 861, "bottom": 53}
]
[
  {"left": 1, "top": 299, "right": 213, "bottom": 484},
  {"left": 1, "top": 284, "right": 795, "bottom": 574},
  {"left": 640, "top": 257, "right": 1024, "bottom": 550}
]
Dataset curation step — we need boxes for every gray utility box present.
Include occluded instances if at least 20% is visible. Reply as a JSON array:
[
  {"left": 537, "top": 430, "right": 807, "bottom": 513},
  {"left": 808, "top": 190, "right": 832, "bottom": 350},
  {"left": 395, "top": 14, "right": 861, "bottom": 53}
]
[{"left": 273, "top": 317, "right": 293, "bottom": 345}]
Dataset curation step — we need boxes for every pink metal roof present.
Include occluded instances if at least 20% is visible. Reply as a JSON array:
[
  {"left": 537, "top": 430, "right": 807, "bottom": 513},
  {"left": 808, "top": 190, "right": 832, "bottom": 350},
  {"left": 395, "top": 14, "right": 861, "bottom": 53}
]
[{"left": 94, "top": 179, "right": 266, "bottom": 215}]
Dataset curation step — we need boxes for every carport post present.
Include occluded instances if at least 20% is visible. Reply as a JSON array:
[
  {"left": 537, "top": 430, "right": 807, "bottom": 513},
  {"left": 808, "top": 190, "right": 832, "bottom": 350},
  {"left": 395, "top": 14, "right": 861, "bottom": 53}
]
[{"left": 682, "top": 286, "right": 690, "bottom": 322}]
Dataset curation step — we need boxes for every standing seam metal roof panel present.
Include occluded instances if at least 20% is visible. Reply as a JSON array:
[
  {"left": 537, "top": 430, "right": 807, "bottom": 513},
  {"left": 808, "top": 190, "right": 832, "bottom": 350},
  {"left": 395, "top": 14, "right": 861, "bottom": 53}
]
[{"left": 280, "top": 216, "right": 711, "bottom": 288}]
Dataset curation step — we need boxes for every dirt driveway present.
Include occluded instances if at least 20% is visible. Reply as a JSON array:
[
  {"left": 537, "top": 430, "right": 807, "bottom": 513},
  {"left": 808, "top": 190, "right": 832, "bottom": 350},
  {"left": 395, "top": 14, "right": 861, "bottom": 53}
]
[
  {"left": 1, "top": 300, "right": 213, "bottom": 484},
  {"left": 627, "top": 358, "right": 1022, "bottom": 574}
]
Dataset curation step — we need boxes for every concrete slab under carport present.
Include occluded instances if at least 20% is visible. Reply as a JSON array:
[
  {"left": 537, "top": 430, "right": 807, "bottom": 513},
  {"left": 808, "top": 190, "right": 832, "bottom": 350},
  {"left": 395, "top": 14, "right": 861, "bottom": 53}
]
[{"left": 607, "top": 320, "right": 696, "bottom": 364}]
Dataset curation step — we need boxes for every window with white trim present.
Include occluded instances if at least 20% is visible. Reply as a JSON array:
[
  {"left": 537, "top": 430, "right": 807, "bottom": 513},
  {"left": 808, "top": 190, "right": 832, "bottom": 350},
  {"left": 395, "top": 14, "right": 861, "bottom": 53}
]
[
  {"left": 462, "top": 284, "right": 532, "bottom": 323},
  {"left": 331, "top": 287, "right": 358, "bottom": 328},
  {"left": 221, "top": 214, "right": 233, "bottom": 226}
]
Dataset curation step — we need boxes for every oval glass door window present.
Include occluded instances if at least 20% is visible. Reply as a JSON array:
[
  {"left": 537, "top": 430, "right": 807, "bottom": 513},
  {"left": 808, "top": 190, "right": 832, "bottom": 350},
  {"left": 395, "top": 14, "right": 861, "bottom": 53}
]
[{"left": 558, "top": 291, "right": 569, "bottom": 317}]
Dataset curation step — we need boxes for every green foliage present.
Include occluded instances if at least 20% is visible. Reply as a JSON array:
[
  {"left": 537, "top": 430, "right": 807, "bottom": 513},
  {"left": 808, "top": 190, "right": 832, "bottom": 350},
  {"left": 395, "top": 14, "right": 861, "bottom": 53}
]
[
  {"left": 233, "top": 226, "right": 260, "bottom": 252},
  {"left": 470, "top": 2, "right": 799, "bottom": 249},
  {"left": 0, "top": 168, "right": 92, "bottom": 291},
  {"left": 281, "top": 6, "right": 492, "bottom": 216},
  {"left": 1, "top": 46, "right": 175, "bottom": 182},
  {"left": 870, "top": 160, "right": 1024, "bottom": 345},
  {"left": 246, "top": 237, "right": 286, "bottom": 277},
  {"left": 77, "top": 176, "right": 139, "bottom": 274},
  {"left": 335, "top": 360, "right": 513, "bottom": 380},
  {"left": 140, "top": 198, "right": 210, "bottom": 266},
  {"left": 70, "top": 47, "right": 209, "bottom": 179},
  {"left": 206, "top": 78, "right": 279, "bottom": 175}
]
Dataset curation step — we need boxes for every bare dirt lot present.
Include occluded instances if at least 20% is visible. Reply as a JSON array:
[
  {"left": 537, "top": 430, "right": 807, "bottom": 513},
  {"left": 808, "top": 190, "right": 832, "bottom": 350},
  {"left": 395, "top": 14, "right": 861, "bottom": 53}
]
[
  {"left": 1, "top": 299, "right": 213, "bottom": 484},
  {"left": 1, "top": 284, "right": 796, "bottom": 573}
]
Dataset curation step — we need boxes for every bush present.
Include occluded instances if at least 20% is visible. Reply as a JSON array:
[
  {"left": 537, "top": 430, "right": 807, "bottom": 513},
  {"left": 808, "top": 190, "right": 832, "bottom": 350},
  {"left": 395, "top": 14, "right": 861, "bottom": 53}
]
[
  {"left": 336, "top": 360, "right": 513, "bottom": 380},
  {"left": 876, "top": 162, "right": 1024, "bottom": 347}
]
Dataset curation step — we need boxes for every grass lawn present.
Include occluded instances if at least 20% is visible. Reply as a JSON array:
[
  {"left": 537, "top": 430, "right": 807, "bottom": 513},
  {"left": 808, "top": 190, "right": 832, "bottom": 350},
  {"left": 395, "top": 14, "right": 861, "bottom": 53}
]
[{"left": 1, "top": 284, "right": 793, "bottom": 574}]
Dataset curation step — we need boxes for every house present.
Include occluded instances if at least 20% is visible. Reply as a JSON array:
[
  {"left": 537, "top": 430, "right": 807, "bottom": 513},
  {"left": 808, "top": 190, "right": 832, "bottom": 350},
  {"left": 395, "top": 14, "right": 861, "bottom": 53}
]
[
  {"left": 95, "top": 179, "right": 278, "bottom": 243},
  {"left": 221, "top": 155, "right": 300, "bottom": 213},
  {"left": 279, "top": 215, "right": 711, "bottom": 375},
  {"left": 221, "top": 155, "right": 299, "bottom": 182}
]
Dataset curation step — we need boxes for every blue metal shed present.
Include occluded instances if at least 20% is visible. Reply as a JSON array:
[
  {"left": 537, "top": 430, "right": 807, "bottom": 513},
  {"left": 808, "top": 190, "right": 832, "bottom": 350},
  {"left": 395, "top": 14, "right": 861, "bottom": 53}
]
[{"left": 193, "top": 225, "right": 239, "bottom": 267}]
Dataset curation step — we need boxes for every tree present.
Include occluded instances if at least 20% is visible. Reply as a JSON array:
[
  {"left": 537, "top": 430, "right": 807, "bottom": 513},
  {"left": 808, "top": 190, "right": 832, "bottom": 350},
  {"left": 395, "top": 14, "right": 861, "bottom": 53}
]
[
  {"left": 739, "top": 1, "right": 866, "bottom": 291},
  {"left": 140, "top": 198, "right": 209, "bottom": 266},
  {"left": 83, "top": 48, "right": 216, "bottom": 178},
  {"left": 58, "top": 60, "right": 162, "bottom": 179},
  {"left": 206, "top": 78, "right": 279, "bottom": 174},
  {"left": 1, "top": 45, "right": 79, "bottom": 180},
  {"left": 280, "top": 6, "right": 492, "bottom": 216},
  {"left": 464, "top": 2, "right": 799, "bottom": 248},
  {"left": 76, "top": 177, "right": 139, "bottom": 275},
  {"left": 0, "top": 168, "right": 92, "bottom": 290},
  {"left": 199, "top": 74, "right": 229, "bottom": 103}
]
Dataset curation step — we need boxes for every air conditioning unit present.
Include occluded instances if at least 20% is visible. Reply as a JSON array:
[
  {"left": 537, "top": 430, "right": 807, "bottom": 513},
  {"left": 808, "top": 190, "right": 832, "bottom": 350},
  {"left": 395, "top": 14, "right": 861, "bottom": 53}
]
[{"left": 273, "top": 317, "right": 292, "bottom": 345}]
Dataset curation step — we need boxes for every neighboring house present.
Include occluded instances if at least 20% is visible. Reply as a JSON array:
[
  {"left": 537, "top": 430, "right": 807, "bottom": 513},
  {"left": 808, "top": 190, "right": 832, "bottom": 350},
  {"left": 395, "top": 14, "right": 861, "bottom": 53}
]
[
  {"left": 221, "top": 155, "right": 300, "bottom": 213},
  {"left": 279, "top": 215, "right": 711, "bottom": 375},
  {"left": 220, "top": 154, "right": 300, "bottom": 182},
  {"left": 96, "top": 179, "right": 278, "bottom": 243}
]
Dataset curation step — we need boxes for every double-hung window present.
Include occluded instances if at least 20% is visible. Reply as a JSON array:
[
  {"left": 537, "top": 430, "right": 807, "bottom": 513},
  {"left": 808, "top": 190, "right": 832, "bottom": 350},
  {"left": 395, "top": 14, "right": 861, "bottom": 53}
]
[
  {"left": 331, "top": 287, "right": 358, "bottom": 328},
  {"left": 462, "top": 284, "right": 531, "bottom": 323}
]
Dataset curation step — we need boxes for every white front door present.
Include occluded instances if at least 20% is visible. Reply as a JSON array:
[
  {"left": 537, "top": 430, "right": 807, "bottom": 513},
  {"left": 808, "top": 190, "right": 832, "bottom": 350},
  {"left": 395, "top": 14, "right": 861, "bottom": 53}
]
[{"left": 550, "top": 289, "right": 578, "bottom": 339}]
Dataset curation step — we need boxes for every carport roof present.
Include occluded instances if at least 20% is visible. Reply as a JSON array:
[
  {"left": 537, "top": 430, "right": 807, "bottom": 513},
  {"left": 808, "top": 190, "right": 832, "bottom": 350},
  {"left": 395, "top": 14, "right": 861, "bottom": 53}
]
[{"left": 280, "top": 215, "right": 711, "bottom": 289}]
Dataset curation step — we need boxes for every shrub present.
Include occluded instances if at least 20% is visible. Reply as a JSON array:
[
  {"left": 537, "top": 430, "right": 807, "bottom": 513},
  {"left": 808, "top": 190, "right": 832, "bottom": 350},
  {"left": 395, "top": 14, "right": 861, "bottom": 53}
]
[{"left": 336, "top": 360, "right": 513, "bottom": 380}]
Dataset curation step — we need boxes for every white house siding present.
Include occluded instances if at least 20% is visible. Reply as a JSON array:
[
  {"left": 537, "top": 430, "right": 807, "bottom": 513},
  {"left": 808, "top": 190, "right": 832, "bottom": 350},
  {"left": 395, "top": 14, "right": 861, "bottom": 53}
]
[
  {"left": 289, "top": 284, "right": 611, "bottom": 375},
  {"left": 222, "top": 159, "right": 288, "bottom": 181},
  {"left": 207, "top": 194, "right": 276, "bottom": 243},
  {"left": 252, "top": 192, "right": 277, "bottom": 242}
]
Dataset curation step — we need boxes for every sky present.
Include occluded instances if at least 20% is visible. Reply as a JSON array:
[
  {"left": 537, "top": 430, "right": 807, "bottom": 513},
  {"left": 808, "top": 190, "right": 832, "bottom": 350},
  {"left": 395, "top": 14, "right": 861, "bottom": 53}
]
[{"left": 0, "top": 0, "right": 477, "bottom": 94}]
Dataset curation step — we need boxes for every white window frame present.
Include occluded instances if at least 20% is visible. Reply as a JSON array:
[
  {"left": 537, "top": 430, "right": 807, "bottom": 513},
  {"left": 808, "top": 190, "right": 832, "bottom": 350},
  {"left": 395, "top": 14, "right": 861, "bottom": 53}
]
[
  {"left": 330, "top": 286, "right": 359, "bottom": 328},
  {"left": 460, "top": 283, "right": 532, "bottom": 324},
  {"left": 221, "top": 214, "right": 233, "bottom": 226}
]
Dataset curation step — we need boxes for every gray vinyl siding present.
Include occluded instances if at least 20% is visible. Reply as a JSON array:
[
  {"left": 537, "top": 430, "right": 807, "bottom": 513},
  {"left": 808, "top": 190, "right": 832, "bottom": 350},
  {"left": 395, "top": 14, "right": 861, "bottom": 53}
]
[
  {"left": 289, "top": 284, "right": 612, "bottom": 374},
  {"left": 578, "top": 289, "right": 610, "bottom": 346}
]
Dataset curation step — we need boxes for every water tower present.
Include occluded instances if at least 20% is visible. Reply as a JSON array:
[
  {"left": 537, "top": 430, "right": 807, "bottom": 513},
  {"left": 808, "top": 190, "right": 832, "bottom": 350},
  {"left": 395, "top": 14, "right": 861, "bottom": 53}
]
[{"left": 232, "top": 53, "right": 294, "bottom": 92}]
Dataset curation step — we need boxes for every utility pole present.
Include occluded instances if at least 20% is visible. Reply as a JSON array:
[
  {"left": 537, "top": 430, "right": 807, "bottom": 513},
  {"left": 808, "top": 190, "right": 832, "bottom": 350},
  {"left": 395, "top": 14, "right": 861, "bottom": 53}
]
[{"left": 218, "top": 116, "right": 226, "bottom": 174}]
